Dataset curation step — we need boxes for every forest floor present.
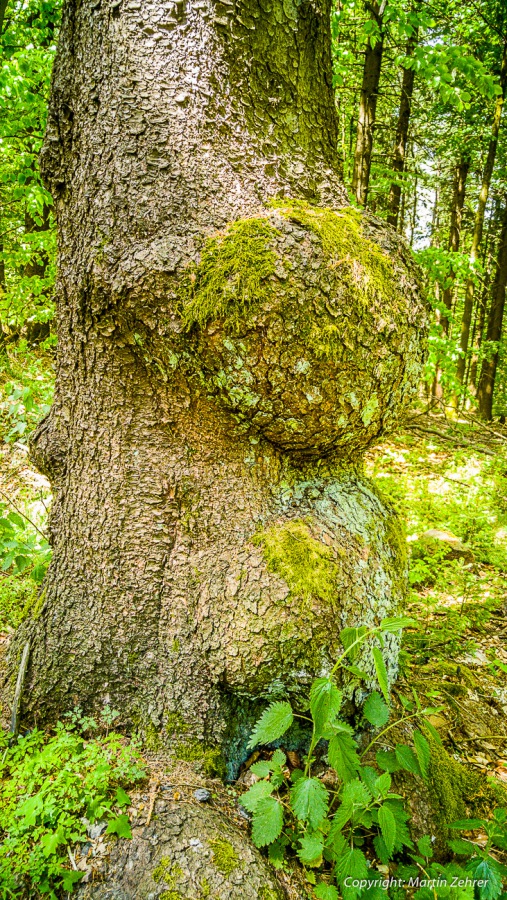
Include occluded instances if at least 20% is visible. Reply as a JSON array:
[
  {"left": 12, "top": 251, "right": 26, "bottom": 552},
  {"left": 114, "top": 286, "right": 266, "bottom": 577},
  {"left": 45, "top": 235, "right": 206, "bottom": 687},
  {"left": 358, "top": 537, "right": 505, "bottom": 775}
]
[{"left": 1, "top": 343, "right": 507, "bottom": 894}]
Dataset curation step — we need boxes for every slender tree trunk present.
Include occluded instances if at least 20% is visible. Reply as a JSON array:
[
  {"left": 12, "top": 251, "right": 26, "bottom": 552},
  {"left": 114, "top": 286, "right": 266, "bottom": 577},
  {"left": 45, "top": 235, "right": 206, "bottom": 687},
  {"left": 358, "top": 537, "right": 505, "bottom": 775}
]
[
  {"left": 456, "top": 42, "right": 507, "bottom": 387},
  {"left": 387, "top": 30, "right": 417, "bottom": 229},
  {"left": 3, "top": 0, "right": 426, "bottom": 766},
  {"left": 431, "top": 157, "right": 469, "bottom": 400},
  {"left": 477, "top": 199, "right": 507, "bottom": 419},
  {"left": 469, "top": 199, "right": 500, "bottom": 390},
  {"left": 351, "top": 1, "right": 385, "bottom": 206}
]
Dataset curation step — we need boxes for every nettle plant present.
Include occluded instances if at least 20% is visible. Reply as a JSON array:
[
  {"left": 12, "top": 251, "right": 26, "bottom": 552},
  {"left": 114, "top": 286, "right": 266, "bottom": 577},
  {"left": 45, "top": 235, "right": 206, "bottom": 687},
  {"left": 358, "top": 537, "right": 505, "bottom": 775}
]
[{"left": 241, "top": 617, "right": 444, "bottom": 900}]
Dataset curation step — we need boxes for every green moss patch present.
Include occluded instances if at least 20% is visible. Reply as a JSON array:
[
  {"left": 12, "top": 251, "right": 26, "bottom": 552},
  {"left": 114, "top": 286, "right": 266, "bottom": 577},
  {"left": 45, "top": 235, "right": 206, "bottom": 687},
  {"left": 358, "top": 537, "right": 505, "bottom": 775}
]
[
  {"left": 209, "top": 838, "right": 239, "bottom": 876},
  {"left": 253, "top": 518, "right": 340, "bottom": 603},
  {"left": 180, "top": 218, "right": 279, "bottom": 331}
]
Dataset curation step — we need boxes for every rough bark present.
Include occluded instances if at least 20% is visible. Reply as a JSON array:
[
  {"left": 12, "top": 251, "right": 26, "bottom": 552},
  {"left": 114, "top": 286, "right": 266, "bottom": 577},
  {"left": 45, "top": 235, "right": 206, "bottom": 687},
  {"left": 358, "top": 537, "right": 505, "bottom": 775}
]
[
  {"left": 2, "top": 0, "right": 427, "bottom": 774},
  {"left": 387, "top": 31, "right": 417, "bottom": 229},
  {"left": 456, "top": 43, "right": 507, "bottom": 387},
  {"left": 477, "top": 199, "right": 507, "bottom": 419},
  {"left": 351, "top": 1, "right": 385, "bottom": 207}
]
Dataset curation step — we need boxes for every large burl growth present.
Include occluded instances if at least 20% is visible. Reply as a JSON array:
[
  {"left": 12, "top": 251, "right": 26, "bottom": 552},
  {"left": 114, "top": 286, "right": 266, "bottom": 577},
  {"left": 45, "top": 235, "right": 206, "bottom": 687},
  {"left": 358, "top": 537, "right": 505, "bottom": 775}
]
[{"left": 4, "top": 0, "right": 427, "bottom": 779}]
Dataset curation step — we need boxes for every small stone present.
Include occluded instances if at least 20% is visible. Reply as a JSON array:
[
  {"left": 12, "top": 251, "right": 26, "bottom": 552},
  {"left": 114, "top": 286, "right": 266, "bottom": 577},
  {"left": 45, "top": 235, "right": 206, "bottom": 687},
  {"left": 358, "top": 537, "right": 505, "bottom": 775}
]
[
  {"left": 87, "top": 820, "right": 107, "bottom": 840},
  {"left": 237, "top": 806, "right": 251, "bottom": 821},
  {"left": 193, "top": 788, "right": 211, "bottom": 802}
]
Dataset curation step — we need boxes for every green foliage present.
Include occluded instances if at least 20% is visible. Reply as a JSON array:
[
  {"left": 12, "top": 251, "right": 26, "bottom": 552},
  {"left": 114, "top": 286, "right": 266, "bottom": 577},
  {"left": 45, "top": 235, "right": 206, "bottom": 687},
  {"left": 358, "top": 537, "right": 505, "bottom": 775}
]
[
  {"left": 0, "top": 718, "right": 145, "bottom": 897},
  {"left": 241, "top": 620, "right": 440, "bottom": 898},
  {"left": 0, "top": 0, "right": 59, "bottom": 336}
]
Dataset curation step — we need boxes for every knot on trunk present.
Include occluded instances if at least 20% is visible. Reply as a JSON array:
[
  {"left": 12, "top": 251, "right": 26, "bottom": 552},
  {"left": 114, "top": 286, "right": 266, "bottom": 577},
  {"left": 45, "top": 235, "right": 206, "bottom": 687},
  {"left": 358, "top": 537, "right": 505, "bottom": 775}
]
[{"left": 178, "top": 202, "right": 427, "bottom": 458}]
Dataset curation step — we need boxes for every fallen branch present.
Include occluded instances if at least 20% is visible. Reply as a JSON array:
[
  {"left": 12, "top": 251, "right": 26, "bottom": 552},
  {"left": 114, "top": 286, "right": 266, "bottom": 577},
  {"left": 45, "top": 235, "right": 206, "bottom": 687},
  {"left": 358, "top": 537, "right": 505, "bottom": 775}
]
[{"left": 10, "top": 640, "right": 30, "bottom": 736}]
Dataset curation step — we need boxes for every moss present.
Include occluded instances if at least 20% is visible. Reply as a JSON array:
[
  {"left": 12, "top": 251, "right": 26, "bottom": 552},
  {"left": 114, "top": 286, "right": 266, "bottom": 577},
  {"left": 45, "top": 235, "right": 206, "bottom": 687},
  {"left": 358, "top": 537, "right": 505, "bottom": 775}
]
[
  {"left": 165, "top": 711, "right": 189, "bottom": 736},
  {"left": 200, "top": 878, "right": 211, "bottom": 898},
  {"left": 252, "top": 517, "right": 340, "bottom": 603},
  {"left": 143, "top": 722, "right": 164, "bottom": 751},
  {"left": 172, "top": 739, "right": 226, "bottom": 779},
  {"left": 259, "top": 889, "right": 279, "bottom": 900},
  {"left": 209, "top": 838, "right": 239, "bottom": 877},
  {"left": 180, "top": 218, "right": 279, "bottom": 330}
]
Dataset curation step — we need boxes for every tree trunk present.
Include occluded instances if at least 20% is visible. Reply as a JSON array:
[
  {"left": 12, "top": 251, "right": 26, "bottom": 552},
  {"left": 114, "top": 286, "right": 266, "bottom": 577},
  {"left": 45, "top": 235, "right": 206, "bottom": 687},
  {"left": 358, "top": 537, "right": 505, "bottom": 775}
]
[
  {"left": 351, "top": 1, "right": 385, "bottom": 206},
  {"left": 477, "top": 198, "right": 507, "bottom": 420},
  {"left": 431, "top": 157, "right": 469, "bottom": 400},
  {"left": 3, "top": 0, "right": 427, "bottom": 771},
  {"left": 387, "top": 31, "right": 417, "bottom": 229},
  {"left": 456, "top": 42, "right": 507, "bottom": 388}
]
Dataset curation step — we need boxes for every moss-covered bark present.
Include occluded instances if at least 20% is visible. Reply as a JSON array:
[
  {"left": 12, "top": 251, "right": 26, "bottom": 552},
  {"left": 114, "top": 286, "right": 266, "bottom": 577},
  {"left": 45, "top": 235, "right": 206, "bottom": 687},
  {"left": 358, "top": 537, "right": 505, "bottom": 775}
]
[{"left": 1, "top": 0, "right": 427, "bottom": 779}]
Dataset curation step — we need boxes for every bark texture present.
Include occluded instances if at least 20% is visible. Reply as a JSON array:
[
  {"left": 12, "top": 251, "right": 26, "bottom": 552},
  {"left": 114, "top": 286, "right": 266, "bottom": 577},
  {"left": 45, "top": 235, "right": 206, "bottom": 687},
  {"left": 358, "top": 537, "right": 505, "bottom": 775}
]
[
  {"left": 3, "top": 0, "right": 427, "bottom": 771},
  {"left": 351, "top": 1, "right": 384, "bottom": 207},
  {"left": 477, "top": 198, "right": 507, "bottom": 419}
]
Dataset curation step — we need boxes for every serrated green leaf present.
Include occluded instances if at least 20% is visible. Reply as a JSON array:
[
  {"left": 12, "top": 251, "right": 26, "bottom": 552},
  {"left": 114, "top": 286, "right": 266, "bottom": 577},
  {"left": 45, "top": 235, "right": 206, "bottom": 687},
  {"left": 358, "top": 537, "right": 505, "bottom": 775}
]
[
  {"left": 315, "top": 884, "right": 339, "bottom": 900},
  {"left": 310, "top": 677, "right": 342, "bottom": 738},
  {"left": 395, "top": 743, "right": 421, "bottom": 776},
  {"left": 106, "top": 813, "right": 132, "bottom": 839},
  {"left": 251, "top": 796, "right": 283, "bottom": 848},
  {"left": 250, "top": 760, "right": 272, "bottom": 777},
  {"left": 380, "top": 616, "right": 417, "bottom": 632},
  {"left": 447, "top": 838, "right": 476, "bottom": 857},
  {"left": 372, "top": 647, "right": 389, "bottom": 702},
  {"left": 363, "top": 691, "right": 390, "bottom": 727},
  {"left": 378, "top": 804, "right": 396, "bottom": 856},
  {"left": 413, "top": 730, "right": 430, "bottom": 780},
  {"left": 268, "top": 836, "right": 288, "bottom": 868},
  {"left": 270, "top": 748, "right": 286, "bottom": 769},
  {"left": 290, "top": 776, "right": 329, "bottom": 829},
  {"left": 335, "top": 846, "right": 368, "bottom": 882},
  {"left": 297, "top": 831, "right": 324, "bottom": 866},
  {"left": 340, "top": 626, "right": 369, "bottom": 660},
  {"left": 417, "top": 835, "right": 433, "bottom": 858},
  {"left": 240, "top": 779, "right": 274, "bottom": 812},
  {"left": 465, "top": 857, "right": 504, "bottom": 900},
  {"left": 247, "top": 701, "right": 293, "bottom": 749},
  {"left": 449, "top": 818, "right": 485, "bottom": 830},
  {"left": 376, "top": 750, "right": 400, "bottom": 773},
  {"left": 328, "top": 730, "right": 361, "bottom": 783},
  {"left": 374, "top": 772, "right": 391, "bottom": 798}
]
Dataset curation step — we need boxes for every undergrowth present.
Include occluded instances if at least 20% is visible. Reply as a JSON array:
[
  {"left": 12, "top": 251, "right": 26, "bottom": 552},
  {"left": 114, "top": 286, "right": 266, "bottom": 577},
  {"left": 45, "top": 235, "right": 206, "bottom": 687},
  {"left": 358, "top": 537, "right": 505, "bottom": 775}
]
[{"left": 0, "top": 713, "right": 146, "bottom": 897}]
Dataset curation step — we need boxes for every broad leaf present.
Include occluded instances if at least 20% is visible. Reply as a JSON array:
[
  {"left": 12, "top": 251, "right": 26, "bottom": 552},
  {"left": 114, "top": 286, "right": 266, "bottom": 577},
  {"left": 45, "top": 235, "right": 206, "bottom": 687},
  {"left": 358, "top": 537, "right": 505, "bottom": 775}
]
[
  {"left": 310, "top": 677, "right": 342, "bottom": 738},
  {"left": 290, "top": 776, "right": 329, "bottom": 829},
  {"left": 363, "top": 691, "right": 390, "bottom": 727},
  {"left": 335, "top": 846, "right": 369, "bottom": 882},
  {"left": 251, "top": 796, "right": 283, "bottom": 848},
  {"left": 380, "top": 616, "right": 417, "bottom": 632},
  {"left": 372, "top": 647, "right": 389, "bottom": 702},
  {"left": 413, "top": 730, "right": 431, "bottom": 780},
  {"left": 115, "top": 787, "right": 131, "bottom": 808},
  {"left": 297, "top": 831, "right": 325, "bottom": 866},
  {"left": 465, "top": 857, "right": 504, "bottom": 900},
  {"left": 395, "top": 743, "right": 421, "bottom": 776},
  {"left": 240, "top": 779, "right": 274, "bottom": 812},
  {"left": 340, "top": 626, "right": 369, "bottom": 660},
  {"left": 247, "top": 701, "right": 293, "bottom": 749},
  {"left": 106, "top": 814, "right": 132, "bottom": 839},
  {"left": 315, "top": 885, "right": 339, "bottom": 900},
  {"left": 328, "top": 731, "right": 361, "bottom": 783},
  {"left": 376, "top": 750, "right": 400, "bottom": 773},
  {"left": 378, "top": 804, "right": 397, "bottom": 856}
]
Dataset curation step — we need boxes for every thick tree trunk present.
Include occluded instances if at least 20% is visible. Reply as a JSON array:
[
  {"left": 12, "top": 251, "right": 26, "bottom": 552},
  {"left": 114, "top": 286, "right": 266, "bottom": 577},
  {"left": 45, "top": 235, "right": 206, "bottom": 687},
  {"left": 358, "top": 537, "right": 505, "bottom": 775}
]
[
  {"left": 351, "top": 1, "right": 384, "bottom": 207},
  {"left": 456, "top": 43, "right": 507, "bottom": 388},
  {"left": 477, "top": 199, "right": 507, "bottom": 420},
  {"left": 387, "top": 31, "right": 417, "bottom": 229},
  {"left": 3, "top": 0, "right": 427, "bottom": 771}
]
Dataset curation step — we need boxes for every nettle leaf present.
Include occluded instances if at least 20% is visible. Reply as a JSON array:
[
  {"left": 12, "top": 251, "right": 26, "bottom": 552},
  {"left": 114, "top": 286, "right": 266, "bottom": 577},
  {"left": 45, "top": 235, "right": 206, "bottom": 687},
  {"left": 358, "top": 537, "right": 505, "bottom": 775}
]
[
  {"left": 413, "top": 730, "right": 431, "bottom": 780},
  {"left": 240, "top": 779, "right": 274, "bottom": 812},
  {"left": 328, "top": 730, "right": 361, "bottom": 783},
  {"left": 373, "top": 833, "right": 390, "bottom": 866},
  {"left": 378, "top": 804, "right": 397, "bottom": 857},
  {"left": 447, "top": 838, "right": 476, "bottom": 857},
  {"left": 251, "top": 796, "right": 283, "bottom": 848},
  {"left": 315, "top": 884, "right": 339, "bottom": 900},
  {"left": 247, "top": 701, "right": 293, "bottom": 749},
  {"left": 335, "top": 846, "right": 369, "bottom": 883},
  {"left": 380, "top": 616, "right": 417, "bottom": 632},
  {"left": 268, "top": 836, "right": 288, "bottom": 868},
  {"left": 395, "top": 744, "right": 421, "bottom": 776},
  {"left": 106, "top": 814, "right": 132, "bottom": 839},
  {"left": 363, "top": 691, "right": 390, "bottom": 727},
  {"left": 290, "top": 776, "right": 329, "bottom": 829},
  {"left": 297, "top": 831, "right": 325, "bottom": 867},
  {"left": 372, "top": 648, "right": 389, "bottom": 702},
  {"left": 270, "top": 748, "right": 286, "bottom": 769},
  {"left": 465, "top": 857, "right": 504, "bottom": 900},
  {"left": 450, "top": 818, "right": 485, "bottom": 830},
  {"left": 310, "top": 677, "right": 342, "bottom": 738},
  {"left": 250, "top": 760, "right": 272, "bottom": 778},
  {"left": 374, "top": 772, "right": 392, "bottom": 799},
  {"left": 340, "top": 626, "right": 369, "bottom": 661},
  {"left": 376, "top": 750, "right": 401, "bottom": 773},
  {"left": 417, "top": 835, "right": 434, "bottom": 858}
]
